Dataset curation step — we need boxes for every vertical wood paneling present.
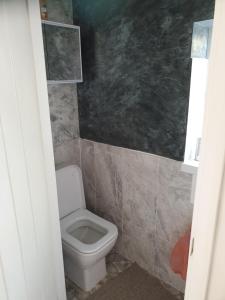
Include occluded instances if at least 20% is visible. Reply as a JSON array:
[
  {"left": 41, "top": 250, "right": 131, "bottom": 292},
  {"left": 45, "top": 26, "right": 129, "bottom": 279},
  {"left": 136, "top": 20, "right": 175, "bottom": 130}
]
[
  {"left": 0, "top": 121, "right": 27, "bottom": 300},
  {"left": 0, "top": 2, "right": 43, "bottom": 299},
  {"left": 0, "top": 0, "right": 66, "bottom": 299},
  {"left": 0, "top": 257, "right": 8, "bottom": 300}
]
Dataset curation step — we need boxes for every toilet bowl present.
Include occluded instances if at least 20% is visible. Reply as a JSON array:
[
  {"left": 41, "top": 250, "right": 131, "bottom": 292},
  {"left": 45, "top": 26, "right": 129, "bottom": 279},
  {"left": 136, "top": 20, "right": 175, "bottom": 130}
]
[{"left": 56, "top": 165, "right": 118, "bottom": 291}]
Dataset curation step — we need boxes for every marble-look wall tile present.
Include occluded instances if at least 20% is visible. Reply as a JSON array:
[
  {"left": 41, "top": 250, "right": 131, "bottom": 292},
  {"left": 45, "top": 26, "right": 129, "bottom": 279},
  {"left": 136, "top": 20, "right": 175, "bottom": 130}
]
[
  {"left": 80, "top": 139, "right": 193, "bottom": 292},
  {"left": 80, "top": 139, "right": 96, "bottom": 212},
  {"left": 156, "top": 157, "right": 193, "bottom": 243},
  {"left": 120, "top": 149, "right": 158, "bottom": 274},
  {"left": 44, "top": 0, "right": 80, "bottom": 169},
  {"left": 47, "top": 0, "right": 73, "bottom": 24},
  {"left": 80, "top": 140, "right": 124, "bottom": 250},
  {"left": 155, "top": 157, "right": 193, "bottom": 291},
  {"left": 94, "top": 143, "right": 123, "bottom": 250},
  {"left": 156, "top": 237, "right": 186, "bottom": 292},
  {"left": 48, "top": 84, "right": 79, "bottom": 148},
  {"left": 54, "top": 138, "right": 81, "bottom": 169}
]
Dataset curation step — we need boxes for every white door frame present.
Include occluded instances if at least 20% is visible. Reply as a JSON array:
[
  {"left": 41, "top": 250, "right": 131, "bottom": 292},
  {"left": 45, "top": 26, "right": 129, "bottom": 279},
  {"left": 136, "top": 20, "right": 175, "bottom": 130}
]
[
  {"left": 185, "top": 0, "right": 225, "bottom": 299},
  {"left": 0, "top": 0, "right": 66, "bottom": 299}
]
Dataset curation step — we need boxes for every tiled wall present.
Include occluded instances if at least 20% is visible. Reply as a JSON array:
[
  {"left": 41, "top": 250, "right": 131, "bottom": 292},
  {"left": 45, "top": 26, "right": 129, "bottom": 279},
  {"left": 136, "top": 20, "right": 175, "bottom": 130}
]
[
  {"left": 47, "top": 0, "right": 73, "bottom": 24},
  {"left": 48, "top": 84, "right": 79, "bottom": 146},
  {"left": 80, "top": 139, "right": 193, "bottom": 292},
  {"left": 48, "top": 84, "right": 80, "bottom": 168},
  {"left": 45, "top": 0, "right": 80, "bottom": 168}
]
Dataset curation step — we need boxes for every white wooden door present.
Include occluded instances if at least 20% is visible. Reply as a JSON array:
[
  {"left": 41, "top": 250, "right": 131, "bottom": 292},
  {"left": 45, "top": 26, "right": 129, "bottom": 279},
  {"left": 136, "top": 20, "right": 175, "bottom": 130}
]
[
  {"left": 185, "top": 0, "right": 225, "bottom": 299},
  {"left": 0, "top": 0, "right": 66, "bottom": 299}
]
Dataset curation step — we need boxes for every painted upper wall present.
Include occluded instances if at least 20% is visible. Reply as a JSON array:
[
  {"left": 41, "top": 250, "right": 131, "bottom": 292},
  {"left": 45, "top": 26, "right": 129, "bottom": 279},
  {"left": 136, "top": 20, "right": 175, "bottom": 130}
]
[{"left": 73, "top": 0, "right": 214, "bottom": 161}]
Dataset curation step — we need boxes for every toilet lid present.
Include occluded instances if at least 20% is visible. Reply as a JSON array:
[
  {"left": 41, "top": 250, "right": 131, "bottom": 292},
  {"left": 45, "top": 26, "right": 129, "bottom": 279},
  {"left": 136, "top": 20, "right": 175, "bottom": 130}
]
[{"left": 56, "top": 165, "right": 86, "bottom": 219}]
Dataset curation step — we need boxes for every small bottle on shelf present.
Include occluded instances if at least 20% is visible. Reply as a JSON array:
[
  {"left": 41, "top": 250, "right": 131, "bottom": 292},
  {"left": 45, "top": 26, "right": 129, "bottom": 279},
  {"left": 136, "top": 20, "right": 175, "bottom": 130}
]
[{"left": 39, "top": 0, "right": 48, "bottom": 20}]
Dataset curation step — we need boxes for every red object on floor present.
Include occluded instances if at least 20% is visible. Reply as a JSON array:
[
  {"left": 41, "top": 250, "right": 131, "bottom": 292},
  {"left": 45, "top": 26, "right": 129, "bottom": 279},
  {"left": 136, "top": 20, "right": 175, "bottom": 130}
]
[{"left": 170, "top": 228, "right": 191, "bottom": 280}]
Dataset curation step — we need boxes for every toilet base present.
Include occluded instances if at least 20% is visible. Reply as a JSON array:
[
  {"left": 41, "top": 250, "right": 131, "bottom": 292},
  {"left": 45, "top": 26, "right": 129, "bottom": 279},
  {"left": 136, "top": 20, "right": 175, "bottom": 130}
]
[{"left": 64, "top": 256, "right": 107, "bottom": 291}]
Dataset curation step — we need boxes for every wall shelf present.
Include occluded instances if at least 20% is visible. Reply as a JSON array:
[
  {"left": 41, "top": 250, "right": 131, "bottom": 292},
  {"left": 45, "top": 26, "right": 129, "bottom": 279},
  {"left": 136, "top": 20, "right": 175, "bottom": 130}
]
[
  {"left": 42, "top": 19, "right": 83, "bottom": 83},
  {"left": 47, "top": 80, "right": 82, "bottom": 85},
  {"left": 41, "top": 19, "right": 80, "bottom": 30}
]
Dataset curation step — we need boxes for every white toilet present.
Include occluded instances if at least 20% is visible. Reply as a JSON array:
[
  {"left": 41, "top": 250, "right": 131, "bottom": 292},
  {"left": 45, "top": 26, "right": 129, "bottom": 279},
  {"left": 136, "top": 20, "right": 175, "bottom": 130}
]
[{"left": 56, "top": 165, "right": 118, "bottom": 291}]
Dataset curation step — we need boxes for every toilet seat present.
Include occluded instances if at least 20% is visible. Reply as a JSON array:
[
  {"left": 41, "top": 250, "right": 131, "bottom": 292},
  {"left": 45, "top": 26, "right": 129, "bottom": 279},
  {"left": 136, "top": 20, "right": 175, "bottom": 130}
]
[{"left": 60, "top": 209, "right": 118, "bottom": 255}]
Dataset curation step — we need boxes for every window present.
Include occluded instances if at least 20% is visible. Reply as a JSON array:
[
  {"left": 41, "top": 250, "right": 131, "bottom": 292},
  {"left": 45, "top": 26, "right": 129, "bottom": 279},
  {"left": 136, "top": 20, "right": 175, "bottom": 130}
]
[{"left": 184, "top": 20, "right": 213, "bottom": 166}]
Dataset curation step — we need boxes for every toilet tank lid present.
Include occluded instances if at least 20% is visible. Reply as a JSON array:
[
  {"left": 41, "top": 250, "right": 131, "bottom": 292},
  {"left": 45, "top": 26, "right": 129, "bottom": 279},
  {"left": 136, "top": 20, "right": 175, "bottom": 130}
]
[{"left": 56, "top": 165, "right": 86, "bottom": 219}]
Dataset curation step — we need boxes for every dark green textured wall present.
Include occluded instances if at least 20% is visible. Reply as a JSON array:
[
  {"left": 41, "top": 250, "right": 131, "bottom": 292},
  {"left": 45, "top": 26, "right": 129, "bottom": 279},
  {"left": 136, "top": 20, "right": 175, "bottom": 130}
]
[{"left": 73, "top": 0, "right": 214, "bottom": 160}]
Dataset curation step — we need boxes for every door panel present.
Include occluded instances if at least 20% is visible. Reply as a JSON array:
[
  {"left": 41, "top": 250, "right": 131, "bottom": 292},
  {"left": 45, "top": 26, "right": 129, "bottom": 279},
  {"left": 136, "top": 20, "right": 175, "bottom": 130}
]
[
  {"left": 0, "top": 122, "right": 27, "bottom": 300},
  {"left": 0, "top": 1, "right": 66, "bottom": 299},
  {"left": 0, "top": 258, "right": 8, "bottom": 300}
]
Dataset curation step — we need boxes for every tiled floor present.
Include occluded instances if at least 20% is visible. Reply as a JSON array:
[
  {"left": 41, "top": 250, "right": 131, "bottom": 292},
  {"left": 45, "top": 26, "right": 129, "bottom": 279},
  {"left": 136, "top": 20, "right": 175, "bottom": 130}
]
[
  {"left": 66, "top": 253, "right": 184, "bottom": 300},
  {"left": 66, "top": 253, "right": 132, "bottom": 300}
]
